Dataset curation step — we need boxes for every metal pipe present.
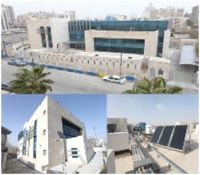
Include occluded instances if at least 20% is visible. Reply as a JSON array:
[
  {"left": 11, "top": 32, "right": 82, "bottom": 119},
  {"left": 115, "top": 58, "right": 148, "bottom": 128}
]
[{"left": 150, "top": 145, "right": 188, "bottom": 174}]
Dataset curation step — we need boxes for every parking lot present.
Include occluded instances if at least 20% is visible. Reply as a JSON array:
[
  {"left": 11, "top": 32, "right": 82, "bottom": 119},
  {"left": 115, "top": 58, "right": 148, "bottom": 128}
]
[{"left": 1, "top": 59, "right": 134, "bottom": 93}]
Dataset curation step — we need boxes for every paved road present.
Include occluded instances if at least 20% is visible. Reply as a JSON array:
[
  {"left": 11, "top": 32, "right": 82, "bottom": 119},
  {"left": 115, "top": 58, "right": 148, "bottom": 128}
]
[
  {"left": 3, "top": 158, "right": 40, "bottom": 174},
  {"left": 1, "top": 59, "right": 133, "bottom": 93}
]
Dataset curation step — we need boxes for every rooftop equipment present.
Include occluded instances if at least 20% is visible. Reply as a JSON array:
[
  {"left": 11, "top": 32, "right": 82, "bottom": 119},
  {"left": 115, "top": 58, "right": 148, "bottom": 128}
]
[{"left": 151, "top": 125, "right": 187, "bottom": 151}]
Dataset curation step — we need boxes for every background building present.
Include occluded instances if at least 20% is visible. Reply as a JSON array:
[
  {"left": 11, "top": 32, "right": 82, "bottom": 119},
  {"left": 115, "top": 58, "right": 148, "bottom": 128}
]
[
  {"left": 105, "top": 14, "right": 127, "bottom": 21},
  {"left": 63, "top": 10, "right": 76, "bottom": 21},
  {"left": 190, "top": 5, "right": 199, "bottom": 26},
  {"left": 16, "top": 11, "right": 76, "bottom": 28},
  {"left": 143, "top": 4, "right": 185, "bottom": 19},
  {"left": 1, "top": 4, "right": 16, "bottom": 30}
]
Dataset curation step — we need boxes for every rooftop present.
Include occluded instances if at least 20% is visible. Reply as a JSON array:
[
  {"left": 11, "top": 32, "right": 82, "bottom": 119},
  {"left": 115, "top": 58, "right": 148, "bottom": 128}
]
[{"left": 180, "top": 45, "right": 197, "bottom": 65}]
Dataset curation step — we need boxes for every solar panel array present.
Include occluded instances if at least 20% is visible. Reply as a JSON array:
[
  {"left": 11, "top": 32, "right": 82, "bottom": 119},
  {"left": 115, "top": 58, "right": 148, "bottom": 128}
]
[{"left": 151, "top": 125, "right": 187, "bottom": 151}]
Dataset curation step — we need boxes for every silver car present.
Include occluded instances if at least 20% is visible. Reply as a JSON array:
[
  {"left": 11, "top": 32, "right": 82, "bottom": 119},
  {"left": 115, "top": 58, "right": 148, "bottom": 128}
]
[{"left": 102, "top": 75, "right": 127, "bottom": 84}]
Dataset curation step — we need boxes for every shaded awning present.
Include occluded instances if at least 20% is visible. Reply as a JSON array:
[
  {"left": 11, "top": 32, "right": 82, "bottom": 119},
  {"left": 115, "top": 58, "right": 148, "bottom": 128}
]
[{"left": 180, "top": 45, "right": 198, "bottom": 66}]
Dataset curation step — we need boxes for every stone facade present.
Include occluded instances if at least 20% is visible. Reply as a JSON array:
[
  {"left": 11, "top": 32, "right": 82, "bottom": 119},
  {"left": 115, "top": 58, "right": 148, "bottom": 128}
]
[{"left": 24, "top": 49, "right": 171, "bottom": 80}]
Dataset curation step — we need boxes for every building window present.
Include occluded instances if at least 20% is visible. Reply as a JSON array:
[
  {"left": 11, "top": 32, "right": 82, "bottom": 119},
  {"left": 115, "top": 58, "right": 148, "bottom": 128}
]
[
  {"left": 113, "top": 63, "right": 115, "bottom": 67},
  {"left": 106, "top": 62, "right": 108, "bottom": 66},
  {"left": 43, "top": 129, "right": 46, "bottom": 135},
  {"left": 40, "top": 27, "right": 47, "bottom": 47},
  {"left": 62, "top": 118, "right": 81, "bottom": 138},
  {"left": 158, "top": 68, "right": 164, "bottom": 75},
  {"left": 135, "top": 65, "right": 137, "bottom": 69},
  {"left": 33, "top": 120, "right": 37, "bottom": 159},
  {"left": 127, "top": 64, "right": 129, "bottom": 68},
  {"left": 22, "top": 129, "right": 27, "bottom": 155},
  {"left": 47, "top": 26, "right": 53, "bottom": 48},
  {"left": 43, "top": 149, "right": 46, "bottom": 156},
  {"left": 100, "top": 61, "right": 102, "bottom": 65},
  {"left": 71, "top": 148, "right": 78, "bottom": 158},
  {"left": 94, "top": 61, "right": 96, "bottom": 65},
  {"left": 43, "top": 110, "right": 46, "bottom": 115},
  {"left": 88, "top": 60, "right": 89, "bottom": 64}
]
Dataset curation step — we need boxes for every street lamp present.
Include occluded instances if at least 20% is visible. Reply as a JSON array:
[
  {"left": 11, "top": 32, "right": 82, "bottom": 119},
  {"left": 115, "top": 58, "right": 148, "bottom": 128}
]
[
  {"left": 20, "top": 37, "right": 26, "bottom": 61},
  {"left": 2, "top": 41, "right": 8, "bottom": 58},
  {"left": 119, "top": 40, "right": 123, "bottom": 76}
]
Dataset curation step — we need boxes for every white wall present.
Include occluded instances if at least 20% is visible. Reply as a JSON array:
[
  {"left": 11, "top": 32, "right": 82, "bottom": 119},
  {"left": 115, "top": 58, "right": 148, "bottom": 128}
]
[
  {"left": 67, "top": 136, "right": 94, "bottom": 165},
  {"left": 107, "top": 132, "right": 129, "bottom": 152},
  {"left": 106, "top": 149, "right": 115, "bottom": 173},
  {"left": 162, "top": 30, "right": 171, "bottom": 58},
  {"left": 50, "top": 18, "right": 69, "bottom": 50},
  {"left": 107, "top": 118, "right": 128, "bottom": 132},
  {"left": 27, "top": 18, "right": 69, "bottom": 50},
  {"left": 18, "top": 96, "right": 49, "bottom": 171}
]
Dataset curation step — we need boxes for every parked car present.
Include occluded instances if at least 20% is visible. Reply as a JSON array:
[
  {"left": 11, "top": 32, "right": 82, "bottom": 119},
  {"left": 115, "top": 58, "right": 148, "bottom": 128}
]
[
  {"left": 8, "top": 59, "right": 18, "bottom": 65},
  {"left": 8, "top": 59, "right": 28, "bottom": 67},
  {"left": 102, "top": 75, "right": 127, "bottom": 84},
  {"left": 1, "top": 83, "right": 10, "bottom": 91},
  {"left": 15, "top": 60, "right": 28, "bottom": 67}
]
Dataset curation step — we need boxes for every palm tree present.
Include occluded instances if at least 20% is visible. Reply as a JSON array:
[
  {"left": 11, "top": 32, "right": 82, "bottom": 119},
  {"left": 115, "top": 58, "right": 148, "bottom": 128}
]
[
  {"left": 123, "top": 77, "right": 182, "bottom": 94},
  {"left": 9, "top": 66, "right": 54, "bottom": 94}
]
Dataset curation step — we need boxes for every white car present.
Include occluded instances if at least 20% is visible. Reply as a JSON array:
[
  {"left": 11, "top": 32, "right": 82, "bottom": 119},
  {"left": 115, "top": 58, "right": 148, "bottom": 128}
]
[{"left": 102, "top": 75, "right": 127, "bottom": 84}]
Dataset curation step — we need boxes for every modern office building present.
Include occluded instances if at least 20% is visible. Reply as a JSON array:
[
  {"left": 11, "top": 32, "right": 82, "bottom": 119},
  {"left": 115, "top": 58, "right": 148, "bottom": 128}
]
[
  {"left": 1, "top": 4, "right": 16, "bottom": 30},
  {"left": 17, "top": 96, "right": 102, "bottom": 173},
  {"left": 25, "top": 18, "right": 171, "bottom": 79},
  {"left": 107, "top": 118, "right": 130, "bottom": 152},
  {"left": 27, "top": 18, "right": 69, "bottom": 51},
  {"left": 68, "top": 20, "right": 170, "bottom": 57}
]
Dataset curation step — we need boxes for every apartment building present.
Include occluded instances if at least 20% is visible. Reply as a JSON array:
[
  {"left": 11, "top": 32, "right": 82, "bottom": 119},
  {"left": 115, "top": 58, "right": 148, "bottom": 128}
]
[{"left": 1, "top": 4, "right": 15, "bottom": 30}]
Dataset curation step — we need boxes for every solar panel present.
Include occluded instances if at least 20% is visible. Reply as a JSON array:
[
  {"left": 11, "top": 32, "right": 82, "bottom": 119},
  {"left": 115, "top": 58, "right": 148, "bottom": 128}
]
[
  {"left": 158, "top": 126, "right": 174, "bottom": 146},
  {"left": 169, "top": 125, "right": 187, "bottom": 150},
  {"left": 151, "top": 126, "right": 164, "bottom": 143}
]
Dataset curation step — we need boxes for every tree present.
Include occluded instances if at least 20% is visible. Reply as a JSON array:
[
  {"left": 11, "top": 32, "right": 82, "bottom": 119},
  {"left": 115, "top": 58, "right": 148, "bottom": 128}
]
[
  {"left": 196, "top": 41, "right": 199, "bottom": 58},
  {"left": 189, "top": 28, "right": 199, "bottom": 39},
  {"left": 10, "top": 66, "right": 54, "bottom": 94},
  {"left": 123, "top": 77, "right": 183, "bottom": 94}
]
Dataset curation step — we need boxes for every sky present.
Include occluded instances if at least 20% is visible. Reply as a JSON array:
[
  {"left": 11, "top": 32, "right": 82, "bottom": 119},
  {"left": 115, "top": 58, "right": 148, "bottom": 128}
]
[
  {"left": 2, "top": 94, "right": 106, "bottom": 146},
  {"left": 107, "top": 94, "right": 199, "bottom": 125},
  {"left": 3, "top": 0, "right": 199, "bottom": 19}
]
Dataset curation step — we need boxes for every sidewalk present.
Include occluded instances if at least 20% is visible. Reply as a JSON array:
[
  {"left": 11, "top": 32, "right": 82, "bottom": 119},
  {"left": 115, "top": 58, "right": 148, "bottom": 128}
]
[{"left": 3, "top": 158, "right": 40, "bottom": 174}]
